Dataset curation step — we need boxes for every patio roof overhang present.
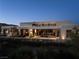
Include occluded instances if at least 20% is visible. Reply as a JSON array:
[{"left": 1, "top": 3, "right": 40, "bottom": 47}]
[{"left": 18, "top": 26, "right": 62, "bottom": 29}]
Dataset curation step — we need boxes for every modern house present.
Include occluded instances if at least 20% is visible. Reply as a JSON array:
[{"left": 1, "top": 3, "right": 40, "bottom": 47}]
[
  {"left": 0, "top": 21, "right": 79, "bottom": 40},
  {"left": 19, "top": 21, "right": 78, "bottom": 40},
  {"left": 0, "top": 23, "right": 18, "bottom": 36}
]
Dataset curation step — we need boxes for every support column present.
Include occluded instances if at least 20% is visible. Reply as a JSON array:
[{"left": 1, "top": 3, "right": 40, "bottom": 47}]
[
  {"left": 18, "top": 29, "right": 21, "bottom": 36},
  {"left": 23, "top": 29, "right": 26, "bottom": 36},
  {"left": 34, "top": 29, "right": 37, "bottom": 37},
  {"left": 0, "top": 26, "right": 1, "bottom": 34},
  {"left": 6, "top": 29, "right": 9, "bottom": 35},
  {"left": 29, "top": 29, "right": 33, "bottom": 37},
  {"left": 60, "top": 29, "right": 66, "bottom": 40},
  {"left": 55, "top": 30, "right": 57, "bottom": 37},
  {"left": 1, "top": 29, "right": 4, "bottom": 34},
  {"left": 8, "top": 28, "right": 12, "bottom": 37}
]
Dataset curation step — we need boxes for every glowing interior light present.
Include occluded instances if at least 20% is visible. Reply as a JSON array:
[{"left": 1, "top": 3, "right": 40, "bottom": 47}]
[
  {"left": 29, "top": 29, "right": 32, "bottom": 32},
  {"left": 35, "top": 29, "right": 37, "bottom": 33},
  {"left": 6, "top": 30, "right": 8, "bottom": 33},
  {"left": 62, "top": 35, "right": 65, "bottom": 40},
  {"left": 30, "top": 29, "right": 32, "bottom": 34}
]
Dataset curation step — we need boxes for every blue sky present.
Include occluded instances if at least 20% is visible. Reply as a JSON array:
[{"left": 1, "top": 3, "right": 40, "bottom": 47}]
[{"left": 0, "top": 0, "right": 79, "bottom": 25}]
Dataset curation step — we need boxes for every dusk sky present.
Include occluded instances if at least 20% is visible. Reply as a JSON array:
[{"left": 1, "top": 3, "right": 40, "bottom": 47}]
[{"left": 0, "top": 0, "right": 79, "bottom": 25}]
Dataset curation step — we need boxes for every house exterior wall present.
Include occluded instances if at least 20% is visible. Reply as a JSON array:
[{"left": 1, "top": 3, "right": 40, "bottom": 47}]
[
  {"left": 20, "top": 21, "right": 76, "bottom": 40},
  {"left": 0, "top": 21, "right": 77, "bottom": 40}
]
